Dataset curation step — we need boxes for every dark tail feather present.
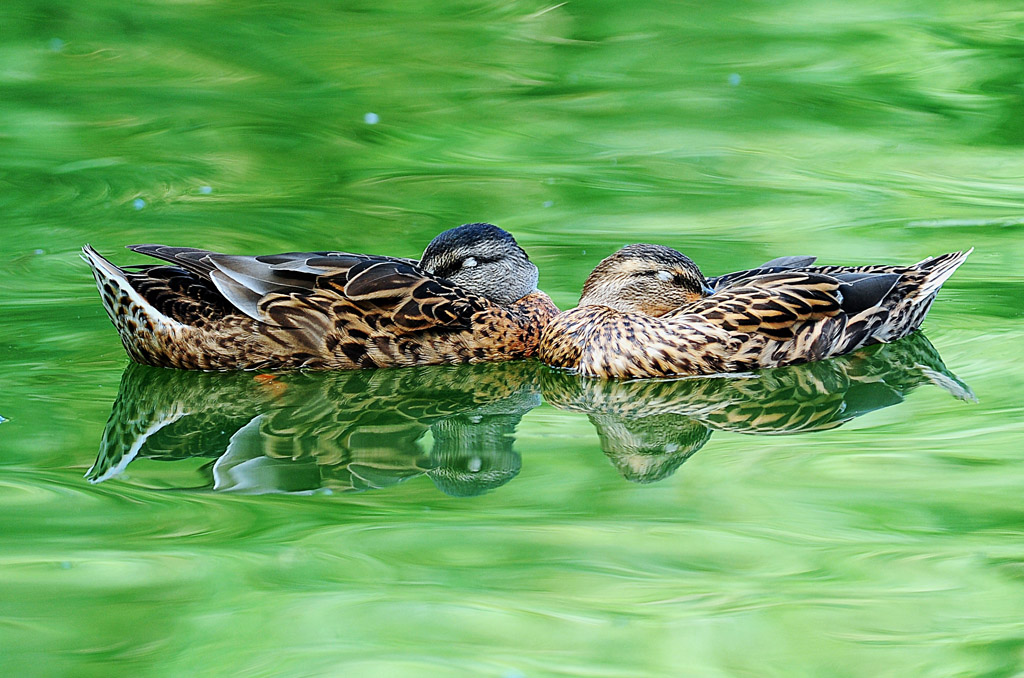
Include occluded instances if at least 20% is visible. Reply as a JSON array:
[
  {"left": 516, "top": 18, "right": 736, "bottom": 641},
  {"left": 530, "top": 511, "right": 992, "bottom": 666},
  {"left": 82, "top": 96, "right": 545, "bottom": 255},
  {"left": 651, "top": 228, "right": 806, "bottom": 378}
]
[
  {"left": 912, "top": 249, "right": 973, "bottom": 300},
  {"left": 758, "top": 255, "right": 818, "bottom": 269},
  {"left": 127, "top": 244, "right": 221, "bottom": 278}
]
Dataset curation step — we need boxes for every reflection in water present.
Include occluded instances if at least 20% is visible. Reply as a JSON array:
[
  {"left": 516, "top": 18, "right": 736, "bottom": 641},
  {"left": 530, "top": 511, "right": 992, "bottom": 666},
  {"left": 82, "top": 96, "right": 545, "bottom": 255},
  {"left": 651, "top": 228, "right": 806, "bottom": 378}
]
[
  {"left": 91, "top": 333, "right": 973, "bottom": 494},
  {"left": 89, "top": 362, "right": 543, "bottom": 496},
  {"left": 541, "top": 332, "right": 974, "bottom": 484}
]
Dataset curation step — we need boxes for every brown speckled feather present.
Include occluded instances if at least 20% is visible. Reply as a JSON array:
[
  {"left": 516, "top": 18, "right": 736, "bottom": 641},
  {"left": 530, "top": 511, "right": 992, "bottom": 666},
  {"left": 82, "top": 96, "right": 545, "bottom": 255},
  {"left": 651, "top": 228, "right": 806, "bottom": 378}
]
[
  {"left": 709, "top": 251, "right": 972, "bottom": 343},
  {"left": 542, "top": 272, "right": 851, "bottom": 378},
  {"left": 540, "top": 248, "right": 970, "bottom": 379},
  {"left": 83, "top": 228, "right": 558, "bottom": 371}
]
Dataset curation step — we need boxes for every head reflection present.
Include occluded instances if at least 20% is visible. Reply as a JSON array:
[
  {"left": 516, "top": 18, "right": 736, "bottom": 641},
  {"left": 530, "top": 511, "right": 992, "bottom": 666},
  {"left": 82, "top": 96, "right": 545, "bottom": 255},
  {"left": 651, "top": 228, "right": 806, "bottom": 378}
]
[
  {"left": 542, "top": 332, "right": 974, "bottom": 484},
  {"left": 89, "top": 362, "right": 542, "bottom": 496}
]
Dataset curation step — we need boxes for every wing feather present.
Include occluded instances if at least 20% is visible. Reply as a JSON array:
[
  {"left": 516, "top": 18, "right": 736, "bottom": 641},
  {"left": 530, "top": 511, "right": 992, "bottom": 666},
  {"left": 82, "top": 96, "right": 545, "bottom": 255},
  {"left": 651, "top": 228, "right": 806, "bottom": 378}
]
[
  {"left": 672, "top": 272, "right": 844, "bottom": 341},
  {"left": 127, "top": 245, "right": 221, "bottom": 277},
  {"left": 129, "top": 244, "right": 484, "bottom": 334},
  {"left": 757, "top": 255, "right": 818, "bottom": 269},
  {"left": 209, "top": 255, "right": 314, "bottom": 295},
  {"left": 209, "top": 269, "right": 268, "bottom": 324},
  {"left": 707, "top": 255, "right": 819, "bottom": 290},
  {"left": 343, "top": 261, "right": 427, "bottom": 300}
]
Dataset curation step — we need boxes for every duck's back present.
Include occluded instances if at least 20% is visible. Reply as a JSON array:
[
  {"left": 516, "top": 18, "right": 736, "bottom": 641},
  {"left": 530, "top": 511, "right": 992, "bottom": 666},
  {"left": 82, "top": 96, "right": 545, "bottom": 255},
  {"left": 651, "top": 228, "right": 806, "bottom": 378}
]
[{"left": 710, "top": 250, "right": 970, "bottom": 343}]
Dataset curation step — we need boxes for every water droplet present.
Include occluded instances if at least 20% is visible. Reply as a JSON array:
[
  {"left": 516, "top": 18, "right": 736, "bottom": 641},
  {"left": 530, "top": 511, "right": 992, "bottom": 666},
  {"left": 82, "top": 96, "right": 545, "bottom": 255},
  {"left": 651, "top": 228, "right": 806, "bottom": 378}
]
[
  {"left": 728, "top": 73, "right": 741, "bottom": 86},
  {"left": 364, "top": 112, "right": 379, "bottom": 125},
  {"left": 49, "top": 38, "right": 64, "bottom": 52},
  {"left": 199, "top": 185, "right": 212, "bottom": 194},
  {"left": 543, "top": 200, "right": 554, "bottom": 208},
  {"left": 132, "top": 198, "right": 146, "bottom": 210},
  {"left": 59, "top": 561, "right": 72, "bottom": 570},
  {"left": 33, "top": 249, "right": 45, "bottom": 255},
  {"left": 468, "top": 457, "right": 482, "bottom": 473}
]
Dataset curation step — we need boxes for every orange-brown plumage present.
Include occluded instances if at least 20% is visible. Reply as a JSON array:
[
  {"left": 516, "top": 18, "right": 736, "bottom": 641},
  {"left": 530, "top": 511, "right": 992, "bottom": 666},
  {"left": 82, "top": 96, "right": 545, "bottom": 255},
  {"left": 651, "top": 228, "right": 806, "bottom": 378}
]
[
  {"left": 539, "top": 244, "right": 971, "bottom": 379},
  {"left": 83, "top": 223, "right": 558, "bottom": 371}
]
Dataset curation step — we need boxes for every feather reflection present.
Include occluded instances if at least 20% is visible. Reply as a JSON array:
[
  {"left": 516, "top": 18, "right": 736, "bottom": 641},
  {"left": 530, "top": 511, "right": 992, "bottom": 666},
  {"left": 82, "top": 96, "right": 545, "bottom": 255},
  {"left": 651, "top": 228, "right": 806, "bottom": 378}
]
[
  {"left": 89, "top": 362, "right": 542, "bottom": 496},
  {"left": 541, "top": 332, "right": 974, "bottom": 483}
]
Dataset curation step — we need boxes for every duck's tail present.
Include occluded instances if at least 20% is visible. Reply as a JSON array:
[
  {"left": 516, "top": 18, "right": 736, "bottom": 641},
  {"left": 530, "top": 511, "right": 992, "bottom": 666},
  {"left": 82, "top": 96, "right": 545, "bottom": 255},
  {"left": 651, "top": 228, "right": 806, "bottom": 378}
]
[
  {"left": 81, "top": 245, "right": 183, "bottom": 364},
  {"left": 876, "top": 248, "right": 972, "bottom": 342},
  {"left": 912, "top": 248, "right": 973, "bottom": 301}
]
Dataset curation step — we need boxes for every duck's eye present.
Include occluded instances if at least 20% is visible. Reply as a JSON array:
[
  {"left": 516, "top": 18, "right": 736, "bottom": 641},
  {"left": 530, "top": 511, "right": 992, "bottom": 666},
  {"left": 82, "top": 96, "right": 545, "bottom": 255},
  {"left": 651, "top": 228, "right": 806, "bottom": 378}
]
[
  {"left": 463, "top": 257, "right": 478, "bottom": 269},
  {"left": 657, "top": 270, "right": 673, "bottom": 282}
]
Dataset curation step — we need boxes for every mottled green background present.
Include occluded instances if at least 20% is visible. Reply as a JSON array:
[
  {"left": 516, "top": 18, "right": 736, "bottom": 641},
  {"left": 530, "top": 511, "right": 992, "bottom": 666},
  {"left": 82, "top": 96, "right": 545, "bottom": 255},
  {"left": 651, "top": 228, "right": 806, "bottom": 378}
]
[{"left": 1, "top": 1, "right": 1023, "bottom": 676}]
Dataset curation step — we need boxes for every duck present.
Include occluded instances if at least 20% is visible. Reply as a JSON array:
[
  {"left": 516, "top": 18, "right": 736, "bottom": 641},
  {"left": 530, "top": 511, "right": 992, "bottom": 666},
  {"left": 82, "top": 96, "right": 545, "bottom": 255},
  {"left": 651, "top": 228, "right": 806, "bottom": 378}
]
[
  {"left": 82, "top": 223, "right": 559, "bottom": 370},
  {"left": 539, "top": 244, "right": 971, "bottom": 379}
]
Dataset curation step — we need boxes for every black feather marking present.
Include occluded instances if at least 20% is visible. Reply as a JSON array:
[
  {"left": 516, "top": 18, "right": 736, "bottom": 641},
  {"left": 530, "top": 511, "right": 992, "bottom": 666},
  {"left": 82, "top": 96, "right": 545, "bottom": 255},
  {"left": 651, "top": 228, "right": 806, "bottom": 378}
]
[
  {"left": 339, "top": 342, "right": 368, "bottom": 364},
  {"left": 759, "top": 326, "right": 796, "bottom": 341},
  {"left": 836, "top": 273, "right": 901, "bottom": 315},
  {"left": 343, "top": 261, "right": 422, "bottom": 300}
]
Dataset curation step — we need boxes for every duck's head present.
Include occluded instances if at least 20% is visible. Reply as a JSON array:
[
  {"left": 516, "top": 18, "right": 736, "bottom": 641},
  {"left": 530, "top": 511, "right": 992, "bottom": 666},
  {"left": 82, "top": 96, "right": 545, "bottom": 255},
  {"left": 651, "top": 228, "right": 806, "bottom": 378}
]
[
  {"left": 420, "top": 223, "right": 539, "bottom": 305},
  {"left": 578, "top": 244, "right": 713, "bottom": 316}
]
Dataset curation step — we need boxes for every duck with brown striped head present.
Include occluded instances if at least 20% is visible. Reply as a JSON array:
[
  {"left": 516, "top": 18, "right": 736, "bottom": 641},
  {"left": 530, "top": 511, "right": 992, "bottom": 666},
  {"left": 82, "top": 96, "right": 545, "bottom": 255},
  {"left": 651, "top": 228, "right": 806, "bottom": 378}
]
[{"left": 578, "top": 244, "right": 714, "bottom": 316}]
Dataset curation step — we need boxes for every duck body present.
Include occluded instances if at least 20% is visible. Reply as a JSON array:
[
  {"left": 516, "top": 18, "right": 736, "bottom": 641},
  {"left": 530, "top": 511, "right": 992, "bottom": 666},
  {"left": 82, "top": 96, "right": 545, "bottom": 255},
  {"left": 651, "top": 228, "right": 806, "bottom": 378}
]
[
  {"left": 83, "top": 223, "right": 558, "bottom": 371},
  {"left": 539, "top": 246, "right": 971, "bottom": 379}
]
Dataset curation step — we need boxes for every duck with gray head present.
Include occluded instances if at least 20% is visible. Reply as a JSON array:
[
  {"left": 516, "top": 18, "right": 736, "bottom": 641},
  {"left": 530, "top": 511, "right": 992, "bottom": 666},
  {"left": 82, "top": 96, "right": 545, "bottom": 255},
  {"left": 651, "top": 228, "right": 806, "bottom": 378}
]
[
  {"left": 539, "top": 244, "right": 971, "bottom": 379},
  {"left": 82, "top": 223, "right": 558, "bottom": 370}
]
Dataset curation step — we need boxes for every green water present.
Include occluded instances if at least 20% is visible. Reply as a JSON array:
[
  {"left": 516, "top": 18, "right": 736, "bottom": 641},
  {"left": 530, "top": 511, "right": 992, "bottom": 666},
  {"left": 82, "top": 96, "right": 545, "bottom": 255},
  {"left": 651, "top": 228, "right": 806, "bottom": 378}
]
[{"left": 1, "top": 1, "right": 1023, "bottom": 676}]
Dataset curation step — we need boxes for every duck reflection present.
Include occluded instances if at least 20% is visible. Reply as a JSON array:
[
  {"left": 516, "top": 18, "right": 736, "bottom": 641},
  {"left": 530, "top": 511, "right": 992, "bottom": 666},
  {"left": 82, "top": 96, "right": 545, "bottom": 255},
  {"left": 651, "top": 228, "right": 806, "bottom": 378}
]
[
  {"left": 91, "top": 334, "right": 972, "bottom": 493},
  {"left": 89, "top": 361, "right": 543, "bottom": 496},
  {"left": 541, "top": 332, "right": 974, "bottom": 484}
]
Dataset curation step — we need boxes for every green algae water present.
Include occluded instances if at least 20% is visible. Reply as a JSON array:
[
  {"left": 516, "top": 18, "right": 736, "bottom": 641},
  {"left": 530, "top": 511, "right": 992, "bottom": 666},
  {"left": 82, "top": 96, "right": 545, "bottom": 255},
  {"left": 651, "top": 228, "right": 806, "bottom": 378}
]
[{"left": 2, "top": 1, "right": 1023, "bottom": 676}]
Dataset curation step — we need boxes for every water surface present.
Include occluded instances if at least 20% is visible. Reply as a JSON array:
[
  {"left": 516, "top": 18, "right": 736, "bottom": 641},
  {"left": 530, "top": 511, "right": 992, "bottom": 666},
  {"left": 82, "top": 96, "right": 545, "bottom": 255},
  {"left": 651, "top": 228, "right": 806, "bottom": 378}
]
[{"left": 2, "top": 1, "right": 1023, "bottom": 676}]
